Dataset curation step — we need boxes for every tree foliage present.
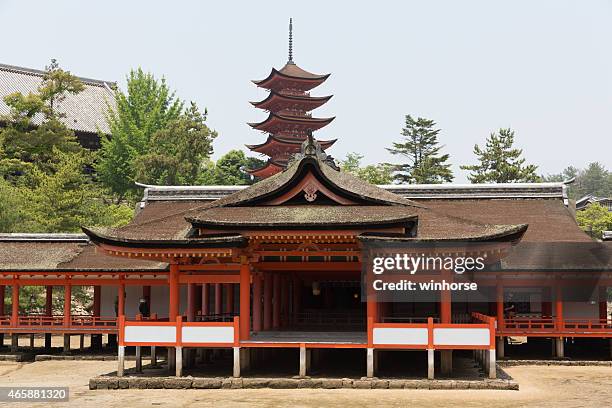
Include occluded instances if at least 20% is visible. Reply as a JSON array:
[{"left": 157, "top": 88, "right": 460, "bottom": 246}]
[
  {"left": 202, "top": 150, "right": 263, "bottom": 185},
  {"left": 96, "top": 68, "right": 184, "bottom": 201},
  {"left": 0, "top": 60, "right": 132, "bottom": 232},
  {"left": 543, "top": 163, "right": 612, "bottom": 200},
  {"left": 461, "top": 128, "right": 539, "bottom": 183},
  {"left": 576, "top": 203, "right": 612, "bottom": 240},
  {"left": 133, "top": 102, "right": 217, "bottom": 185},
  {"left": 387, "top": 115, "right": 453, "bottom": 184},
  {"left": 340, "top": 152, "right": 393, "bottom": 184}
]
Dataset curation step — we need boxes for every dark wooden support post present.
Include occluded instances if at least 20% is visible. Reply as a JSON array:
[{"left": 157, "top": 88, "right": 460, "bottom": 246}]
[
  {"left": 239, "top": 258, "right": 251, "bottom": 340},
  {"left": 187, "top": 283, "right": 197, "bottom": 322},
  {"left": 252, "top": 273, "right": 262, "bottom": 332},
  {"left": 201, "top": 283, "right": 209, "bottom": 316},
  {"left": 281, "top": 276, "right": 289, "bottom": 327},
  {"left": 225, "top": 284, "right": 234, "bottom": 315},
  {"left": 599, "top": 286, "right": 607, "bottom": 321},
  {"left": 91, "top": 286, "right": 102, "bottom": 350},
  {"left": 292, "top": 276, "right": 301, "bottom": 326},
  {"left": 273, "top": 274, "right": 281, "bottom": 329},
  {"left": 263, "top": 273, "right": 272, "bottom": 330},
  {"left": 214, "top": 284, "right": 222, "bottom": 315}
]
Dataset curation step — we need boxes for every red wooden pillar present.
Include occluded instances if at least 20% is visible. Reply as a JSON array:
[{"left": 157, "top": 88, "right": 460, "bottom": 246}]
[
  {"left": 214, "top": 284, "right": 222, "bottom": 315},
  {"left": 63, "top": 283, "right": 72, "bottom": 326},
  {"left": 187, "top": 283, "right": 197, "bottom": 322},
  {"left": 555, "top": 283, "right": 563, "bottom": 330},
  {"left": 143, "top": 285, "right": 151, "bottom": 305},
  {"left": 117, "top": 282, "right": 125, "bottom": 318},
  {"left": 11, "top": 283, "right": 19, "bottom": 326},
  {"left": 225, "top": 284, "right": 234, "bottom": 315},
  {"left": 273, "top": 274, "right": 281, "bottom": 329},
  {"left": 263, "top": 273, "right": 272, "bottom": 330},
  {"left": 201, "top": 283, "right": 209, "bottom": 316},
  {"left": 366, "top": 297, "right": 377, "bottom": 347},
  {"left": 440, "top": 270, "right": 452, "bottom": 324},
  {"left": 281, "top": 276, "right": 289, "bottom": 327},
  {"left": 496, "top": 280, "right": 504, "bottom": 328},
  {"left": 239, "top": 259, "right": 251, "bottom": 340},
  {"left": 292, "top": 276, "right": 301, "bottom": 325},
  {"left": 0, "top": 285, "right": 4, "bottom": 317},
  {"left": 46, "top": 286, "right": 54, "bottom": 316},
  {"left": 599, "top": 286, "right": 608, "bottom": 321},
  {"left": 252, "top": 274, "right": 262, "bottom": 332},
  {"left": 542, "top": 286, "right": 552, "bottom": 317},
  {"left": 169, "top": 263, "right": 179, "bottom": 322}
]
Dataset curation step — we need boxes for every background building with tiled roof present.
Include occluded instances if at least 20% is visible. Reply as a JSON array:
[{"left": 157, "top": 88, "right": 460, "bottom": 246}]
[{"left": 0, "top": 63, "right": 116, "bottom": 149}]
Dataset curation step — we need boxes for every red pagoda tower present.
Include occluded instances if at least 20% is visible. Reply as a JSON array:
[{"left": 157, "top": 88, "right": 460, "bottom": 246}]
[{"left": 247, "top": 19, "right": 336, "bottom": 178}]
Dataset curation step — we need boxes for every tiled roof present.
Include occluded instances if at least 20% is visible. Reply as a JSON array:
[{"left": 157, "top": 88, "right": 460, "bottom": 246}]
[
  {"left": 137, "top": 182, "right": 569, "bottom": 203},
  {"left": 0, "top": 63, "right": 116, "bottom": 134}
]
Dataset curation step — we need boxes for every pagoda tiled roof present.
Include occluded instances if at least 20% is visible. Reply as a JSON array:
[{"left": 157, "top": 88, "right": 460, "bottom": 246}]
[
  {"left": 248, "top": 112, "right": 334, "bottom": 132},
  {"left": 246, "top": 135, "right": 336, "bottom": 152},
  {"left": 251, "top": 91, "right": 332, "bottom": 111},
  {"left": 253, "top": 62, "right": 330, "bottom": 90}
]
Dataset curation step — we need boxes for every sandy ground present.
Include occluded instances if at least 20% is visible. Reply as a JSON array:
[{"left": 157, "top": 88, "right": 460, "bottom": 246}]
[{"left": 0, "top": 360, "right": 610, "bottom": 408}]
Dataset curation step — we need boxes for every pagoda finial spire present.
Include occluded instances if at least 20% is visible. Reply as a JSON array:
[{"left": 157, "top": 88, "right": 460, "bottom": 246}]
[{"left": 288, "top": 18, "right": 294, "bottom": 64}]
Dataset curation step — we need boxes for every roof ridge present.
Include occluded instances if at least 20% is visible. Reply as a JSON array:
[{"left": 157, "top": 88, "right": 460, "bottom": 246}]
[{"left": 0, "top": 62, "right": 117, "bottom": 88}]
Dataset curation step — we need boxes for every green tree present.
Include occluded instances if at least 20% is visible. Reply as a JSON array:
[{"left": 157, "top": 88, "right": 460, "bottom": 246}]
[
  {"left": 133, "top": 102, "right": 217, "bottom": 185},
  {"left": 576, "top": 203, "right": 612, "bottom": 240},
  {"left": 575, "top": 162, "right": 612, "bottom": 198},
  {"left": 97, "top": 68, "right": 183, "bottom": 202},
  {"left": 387, "top": 115, "right": 453, "bottom": 184},
  {"left": 18, "top": 150, "right": 133, "bottom": 232},
  {"left": 210, "top": 150, "right": 262, "bottom": 185},
  {"left": 461, "top": 128, "right": 539, "bottom": 183},
  {"left": 340, "top": 152, "right": 393, "bottom": 184},
  {"left": 0, "top": 60, "right": 133, "bottom": 232},
  {"left": 543, "top": 163, "right": 611, "bottom": 200}
]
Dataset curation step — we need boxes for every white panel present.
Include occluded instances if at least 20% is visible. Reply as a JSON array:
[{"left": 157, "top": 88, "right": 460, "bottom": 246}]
[
  {"left": 433, "top": 328, "right": 490, "bottom": 346},
  {"left": 124, "top": 326, "right": 176, "bottom": 343},
  {"left": 373, "top": 327, "right": 428, "bottom": 345},
  {"left": 182, "top": 326, "right": 234, "bottom": 344}
]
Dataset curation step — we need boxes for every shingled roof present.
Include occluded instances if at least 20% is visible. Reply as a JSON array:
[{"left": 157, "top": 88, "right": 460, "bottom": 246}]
[
  {"left": 84, "top": 145, "right": 527, "bottom": 246},
  {"left": 0, "top": 233, "right": 165, "bottom": 271},
  {"left": 0, "top": 63, "right": 116, "bottom": 135}
]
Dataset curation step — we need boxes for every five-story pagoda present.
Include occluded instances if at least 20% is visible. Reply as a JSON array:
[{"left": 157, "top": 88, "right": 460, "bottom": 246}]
[{"left": 247, "top": 19, "right": 336, "bottom": 178}]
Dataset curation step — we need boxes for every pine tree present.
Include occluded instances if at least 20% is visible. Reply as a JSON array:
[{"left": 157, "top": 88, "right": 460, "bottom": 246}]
[
  {"left": 461, "top": 128, "right": 539, "bottom": 183},
  {"left": 0, "top": 60, "right": 133, "bottom": 232},
  {"left": 386, "top": 115, "right": 453, "bottom": 184}
]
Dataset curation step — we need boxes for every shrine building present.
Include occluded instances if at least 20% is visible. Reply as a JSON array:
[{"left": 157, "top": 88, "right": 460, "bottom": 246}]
[{"left": 0, "top": 20, "right": 610, "bottom": 381}]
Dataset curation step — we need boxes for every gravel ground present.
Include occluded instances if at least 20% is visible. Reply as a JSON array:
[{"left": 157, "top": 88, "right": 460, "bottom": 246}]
[{"left": 0, "top": 360, "right": 611, "bottom": 407}]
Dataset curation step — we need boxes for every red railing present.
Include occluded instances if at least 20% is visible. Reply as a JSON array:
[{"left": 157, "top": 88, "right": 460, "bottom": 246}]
[
  {"left": 0, "top": 314, "right": 118, "bottom": 332},
  {"left": 501, "top": 317, "right": 612, "bottom": 333}
]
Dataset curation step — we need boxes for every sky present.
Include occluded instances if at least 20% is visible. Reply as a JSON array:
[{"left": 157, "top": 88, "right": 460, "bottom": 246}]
[{"left": 1, "top": 0, "right": 611, "bottom": 182}]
